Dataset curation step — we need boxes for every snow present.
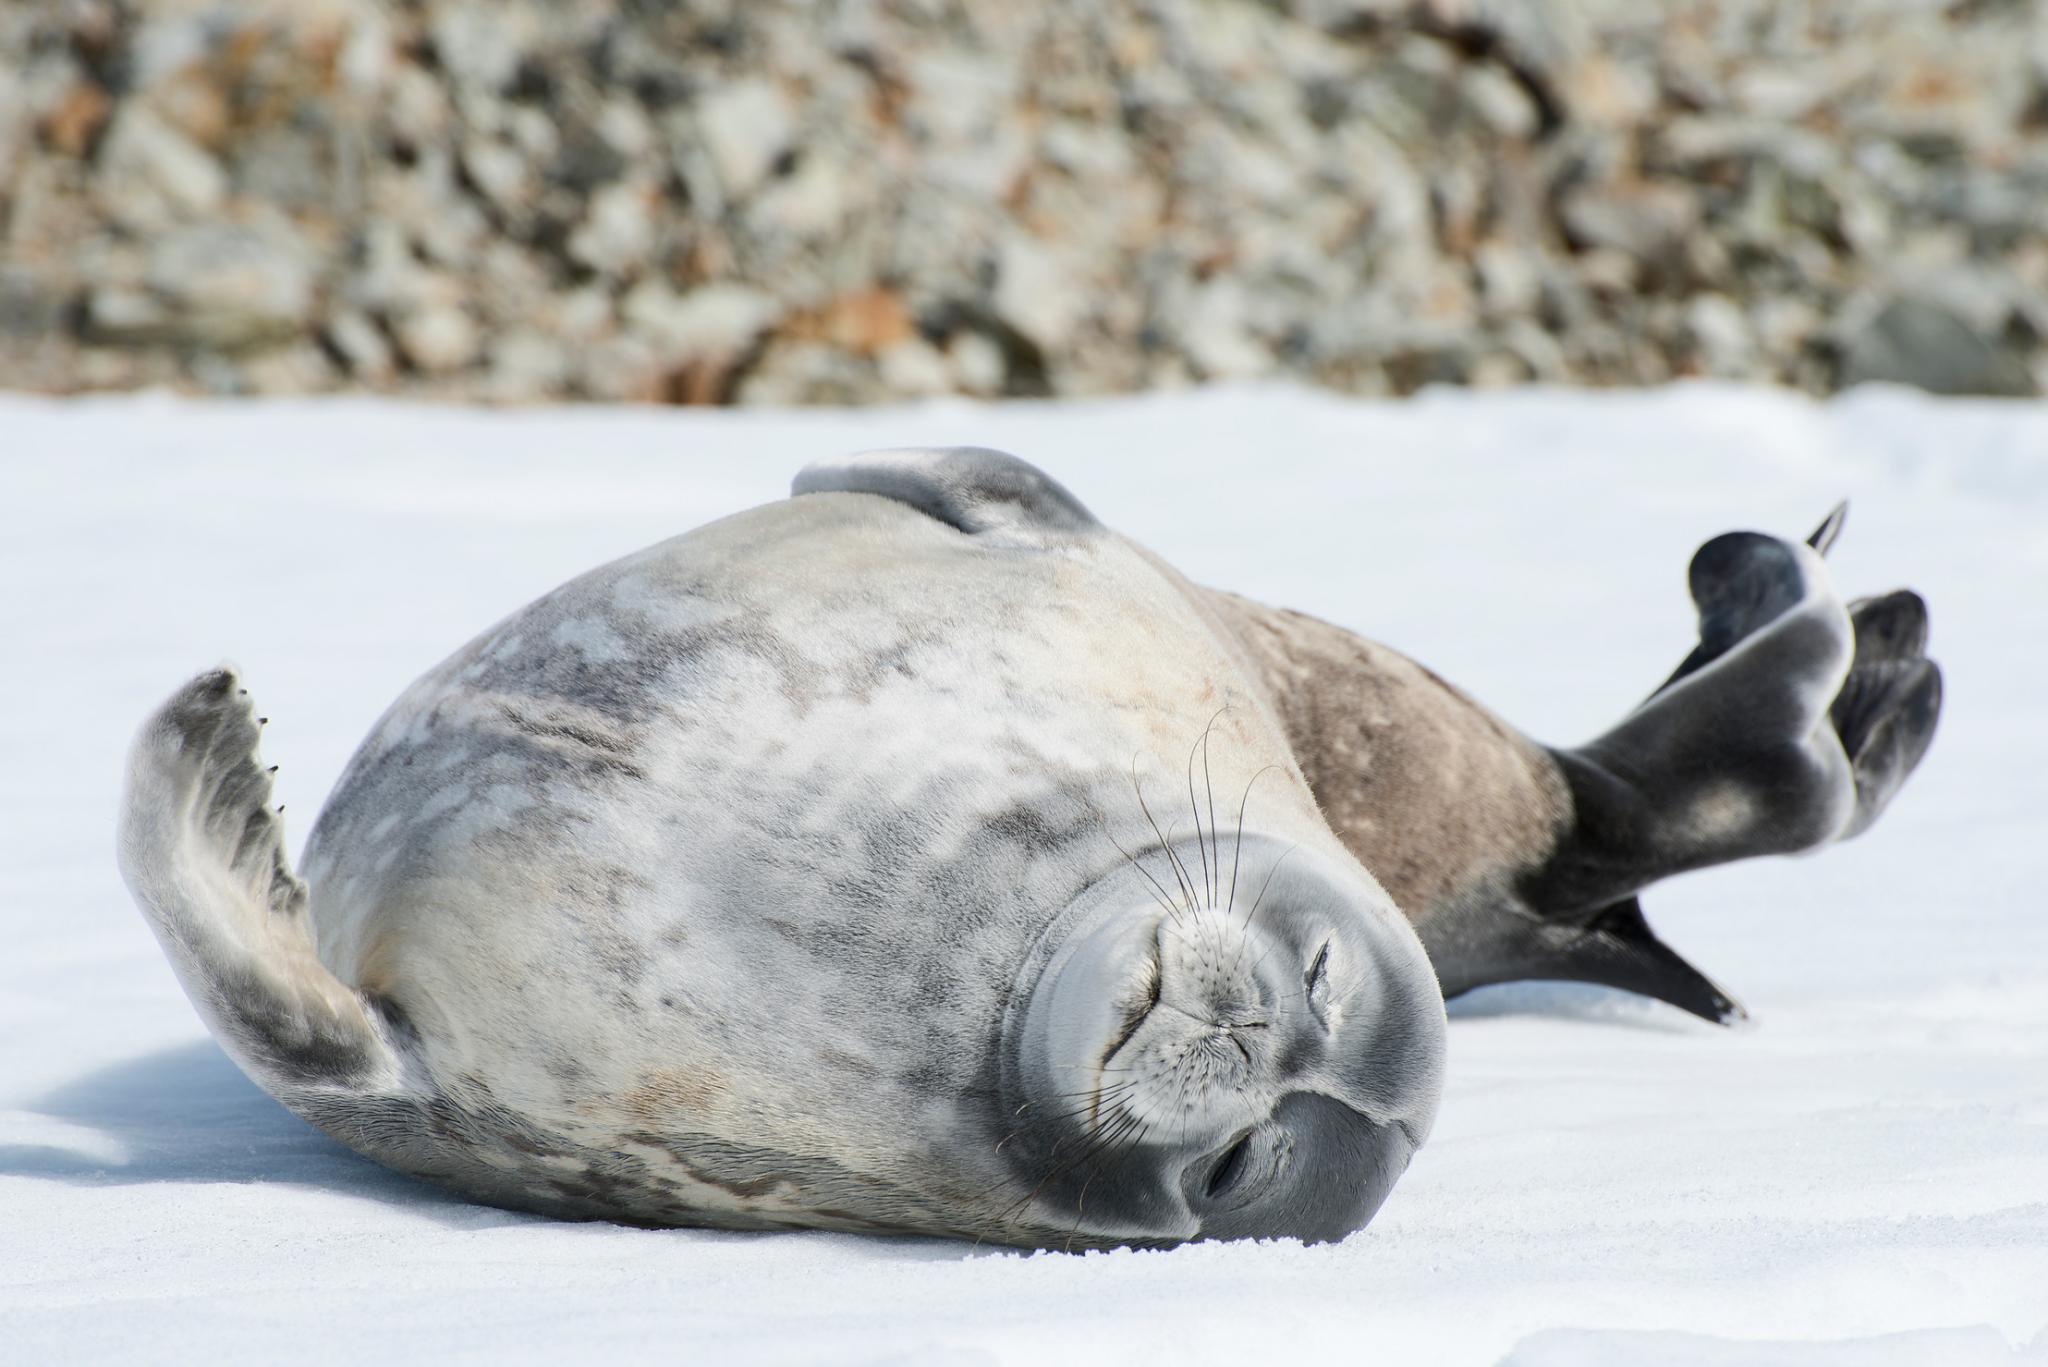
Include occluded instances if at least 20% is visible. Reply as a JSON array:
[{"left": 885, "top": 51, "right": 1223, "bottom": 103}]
[{"left": 1, "top": 383, "right": 2044, "bottom": 1365}]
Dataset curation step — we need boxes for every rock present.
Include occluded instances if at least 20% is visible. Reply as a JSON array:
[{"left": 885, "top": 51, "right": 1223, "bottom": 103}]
[
  {"left": 386, "top": 62, "right": 455, "bottom": 152},
  {"left": 747, "top": 155, "right": 851, "bottom": 239},
  {"left": 485, "top": 329, "right": 569, "bottom": 400},
  {"left": 38, "top": 80, "right": 110, "bottom": 157},
  {"left": 622, "top": 281, "right": 780, "bottom": 369},
  {"left": 0, "top": 0, "right": 2044, "bottom": 403},
  {"left": 1559, "top": 55, "right": 1657, "bottom": 130},
  {"left": 460, "top": 137, "right": 533, "bottom": 218},
  {"left": 1466, "top": 351, "right": 1526, "bottom": 388},
  {"left": 594, "top": 100, "right": 656, "bottom": 164},
  {"left": 1684, "top": 294, "right": 1757, "bottom": 377},
  {"left": 877, "top": 337, "right": 953, "bottom": 396},
  {"left": 945, "top": 330, "right": 1007, "bottom": 395},
  {"left": 95, "top": 105, "right": 226, "bottom": 220},
  {"left": 733, "top": 340, "right": 874, "bottom": 405},
  {"left": 1839, "top": 294, "right": 2038, "bottom": 397},
  {"left": 1474, "top": 241, "right": 1542, "bottom": 320},
  {"left": 812, "top": 287, "right": 916, "bottom": 356},
  {"left": 324, "top": 308, "right": 396, "bottom": 382},
  {"left": 1560, "top": 181, "right": 1701, "bottom": 273},
  {"left": 150, "top": 64, "right": 232, "bottom": 151},
  {"left": 393, "top": 301, "right": 481, "bottom": 373},
  {"left": 1180, "top": 278, "right": 1270, "bottom": 380},
  {"left": 148, "top": 219, "right": 313, "bottom": 348},
  {"left": 83, "top": 287, "right": 171, "bottom": 344},
  {"left": 549, "top": 118, "right": 627, "bottom": 193},
  {"left": 994, "top": 235, "right": 1088, "bottom": 354},
  {"left": 240, "top": 342, "right": 338, "bottom": 393},
  {"left": 429, "top": 4, "right": 535, "bottom": 95},
  {"left": 0, "top": 267, "right": 63, "bottom": 341},
  {"left": 1460, "top": 65, "right": 1539, "bottom": 141},
  {"left": 575, "top": 333, "right": 662, "bottom": 403},
  {"left": 1752, "top": 297, "right": 1823, "bottom": 359},
  {"left": 695, "top": 79, "right": 795, "bottom": 199},
  {"left": 543, "top": 287, "right": 617, "bottom": 344},
  {"left": 234, "top": 124, "right": 346, "bottom": 215},
  {"left": 86, "top": 222, "right": 318, "bottom": 351},
  {"left": 568, "top": 180, "right": 657, "bottom": 277},
  {"left": 1499, "top": 317, "right": 1567, "bottom": 382}
]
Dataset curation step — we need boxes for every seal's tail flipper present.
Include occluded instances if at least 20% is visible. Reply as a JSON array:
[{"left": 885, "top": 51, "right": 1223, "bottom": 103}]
[{"left": 118, "top": 668, "right": 410, "bottom": 1107}]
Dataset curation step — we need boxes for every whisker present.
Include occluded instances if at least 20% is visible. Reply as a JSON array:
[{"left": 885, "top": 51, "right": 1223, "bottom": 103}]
[
  {"left": 1064, "top": 1098, "right": 1146, "bottom": 1237},
  {"left": 1242, "top": 842, "right": 1299, "bottom": 931},
  {"left": 1104, "top": 820, "right": 1182, "bottom": 923},
  {"left": 1132, "top": 754, "right": 1198, "bottom": 916},
  {"left": 1003, "top": 1096, "right": 1146, "bottom": 1236},
  {"left": 1160, "top": 819, "right": 1201, "bottom": 918},
  {"left": 1200, "top": 707, "right": 1229, "bottom": 909},
  {"left": 1059, "top": 1104, "right": 1147, "bottom": 1250},
  {"left": 1185, "top": 729, "right": 1212, "bottom": 911},
  {"left": 1228, "top": 765, "right": 1282, "bottom": 919}
]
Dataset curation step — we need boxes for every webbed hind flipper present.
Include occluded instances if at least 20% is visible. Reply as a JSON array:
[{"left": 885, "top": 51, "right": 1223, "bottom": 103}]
[
  {"left": 1833, "top": 590, "right": 1942, "bottom": 839},
  {"left": 1649, "top": 503, "right": 1849, "bottom": 699},
  {"left": 1514, "top": 509, "right": 1942, "bottom": 1011},
  {"left": 792, "top": 447, "right": 1098, "bottom": 541},
  {"left": 1641, "top": 507, "right": 1943, "bottom": 843}
]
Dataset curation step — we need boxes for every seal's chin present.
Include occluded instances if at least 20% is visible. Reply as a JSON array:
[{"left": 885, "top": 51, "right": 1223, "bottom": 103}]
[{"left": 998, "top": 834, "right": 1445, "bottom": 1248}]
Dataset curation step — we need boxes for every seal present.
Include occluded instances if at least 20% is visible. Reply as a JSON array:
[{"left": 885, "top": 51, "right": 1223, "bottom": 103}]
[{"left": 116, "top": 449, "right": 1939, "bottom": 1248}]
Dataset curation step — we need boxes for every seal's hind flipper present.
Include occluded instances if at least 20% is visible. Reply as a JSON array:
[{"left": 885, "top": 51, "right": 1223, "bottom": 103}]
[
  {"left": 118, "top": 669, "right": 409, "bottom": 1101},
  {"left": 793, "top": 447, "right": 1098, "bottom": 540},
  {"left": 1568, "top": 524, "right": 1858, "bottom": 875},
  {"left": 1651, "top": 503, "right": 1851, "bottom": 699},
  {"left": 1806, "top": 500, "right": 1848, "bottom": 556},
  {"left": 1527, "top": 510, "right": 1942, "bottom": 960},
  {"left": 1833, "top": 591, "right": 1943, "bottom": 839}
]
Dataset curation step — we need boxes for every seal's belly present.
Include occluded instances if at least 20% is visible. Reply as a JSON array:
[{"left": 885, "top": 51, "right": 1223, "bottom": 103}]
[{"left": 297, "top": 492, "right": 1314, "bottom": 1198}]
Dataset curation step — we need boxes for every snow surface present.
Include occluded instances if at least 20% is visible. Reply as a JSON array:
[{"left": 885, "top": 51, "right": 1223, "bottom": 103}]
[{"left": 1, "top": 384, "right": 2044, "bottom": 1366}]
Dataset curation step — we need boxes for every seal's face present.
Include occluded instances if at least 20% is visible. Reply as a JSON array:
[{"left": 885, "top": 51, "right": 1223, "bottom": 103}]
[{"left": 1001, "top": 835, "right": 1446, "bottom": 1246}]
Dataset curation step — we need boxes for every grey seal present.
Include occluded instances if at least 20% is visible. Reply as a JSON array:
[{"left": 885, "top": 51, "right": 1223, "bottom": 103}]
[{"left": 116, "top": 449, "right": 1938, "bottom": 1248}]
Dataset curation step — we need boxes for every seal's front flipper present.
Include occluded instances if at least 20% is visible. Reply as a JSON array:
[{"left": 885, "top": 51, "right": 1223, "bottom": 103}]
[
  {"left": 118, "top": 669, "right": 410, "bottom": 1103},
  {"left": 1530, "top": 899, "right": 1744, "bottom": 1024},
  {"left": 792, "top": 447, "right": 1098, "bottom": 541}
]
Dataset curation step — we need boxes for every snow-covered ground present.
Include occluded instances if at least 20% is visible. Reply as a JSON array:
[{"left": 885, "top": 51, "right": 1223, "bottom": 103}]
[{"left": 2, "top": 385, "right": 2044, "bottom": 1366}]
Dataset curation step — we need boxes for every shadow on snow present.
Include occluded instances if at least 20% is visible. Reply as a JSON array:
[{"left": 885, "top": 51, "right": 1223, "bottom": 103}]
[{"left": 0, "top": 1040, "right": 502, "bottom": 1226}]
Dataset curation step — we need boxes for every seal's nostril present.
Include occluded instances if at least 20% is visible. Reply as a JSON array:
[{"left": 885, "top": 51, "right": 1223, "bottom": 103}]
[{"left": 1203, "top": 1132, "right": 1255, "bottom": 1201}]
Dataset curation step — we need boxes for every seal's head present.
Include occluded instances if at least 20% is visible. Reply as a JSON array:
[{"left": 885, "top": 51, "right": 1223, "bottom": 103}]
[{"left": 1000, "top": 833, "right": 1446, "bottom": 1247}]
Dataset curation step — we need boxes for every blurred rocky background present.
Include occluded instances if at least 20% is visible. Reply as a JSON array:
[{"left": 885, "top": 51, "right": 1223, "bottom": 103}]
[{"left": 2, "top": 0, "right": 2045, "bottom": 403}]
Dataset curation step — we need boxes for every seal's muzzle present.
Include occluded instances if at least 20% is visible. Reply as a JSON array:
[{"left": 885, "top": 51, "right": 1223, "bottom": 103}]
[{"left": 1002, "top": 834, "right": 1445, "bottom": 1246}]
